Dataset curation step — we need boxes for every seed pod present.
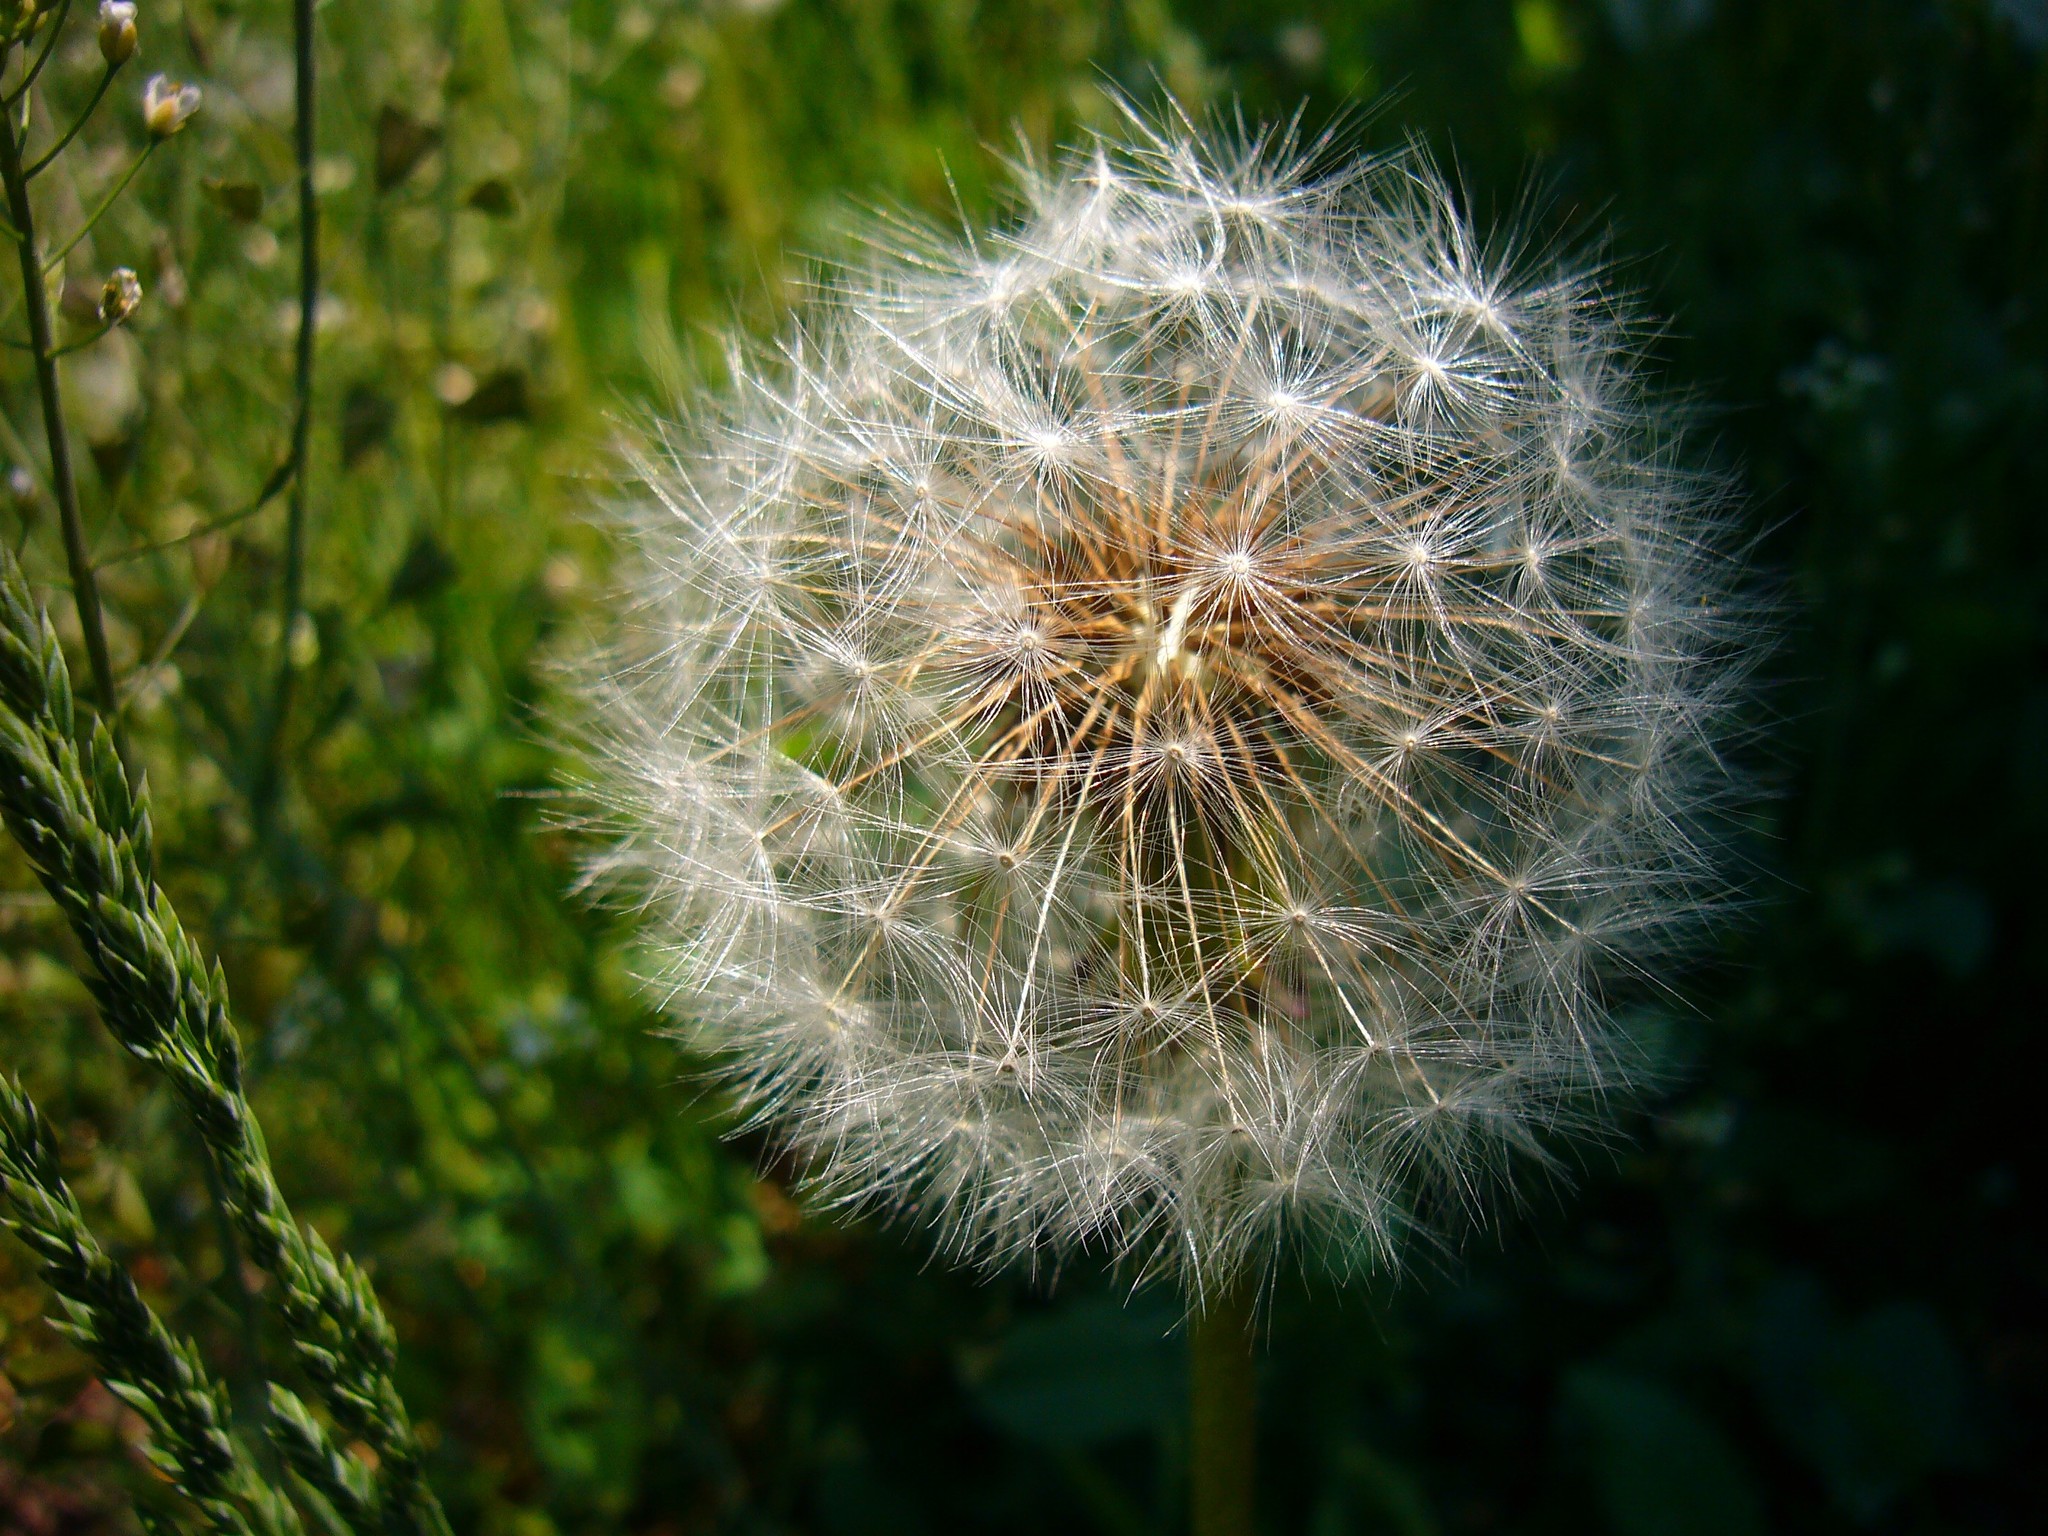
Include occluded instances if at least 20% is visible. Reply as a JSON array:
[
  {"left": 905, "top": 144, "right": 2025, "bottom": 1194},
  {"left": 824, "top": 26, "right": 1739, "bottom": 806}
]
[{"left": 99, "top": 267, "right": 142, "bottom": 326}]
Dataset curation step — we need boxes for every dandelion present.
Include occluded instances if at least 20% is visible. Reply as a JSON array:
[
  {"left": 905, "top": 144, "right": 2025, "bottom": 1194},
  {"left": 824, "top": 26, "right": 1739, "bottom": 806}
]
[
  {"left": 578, "top": 114, "right": 1758, "bottom": 1303},
  {"left": 141, "top": 73, "right": 199, "bottom": 138}
]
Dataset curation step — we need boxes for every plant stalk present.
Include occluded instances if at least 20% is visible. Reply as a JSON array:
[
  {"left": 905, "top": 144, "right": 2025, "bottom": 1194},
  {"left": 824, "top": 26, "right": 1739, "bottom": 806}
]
[
  {"left": 253, "top": 0, "right": 319, "bottom": 827},
  {"left": 1190, "top": 1274, "right": 1257, "bottom": 1536},
  {"left": 0, "top": 94, "right": 115, "bottom": 719},
  {"left": 3, "top": 0, "right": 72, "bottom": 109},
  {"left": 26, "top": 62, "right": 116, "bottom": 180}
]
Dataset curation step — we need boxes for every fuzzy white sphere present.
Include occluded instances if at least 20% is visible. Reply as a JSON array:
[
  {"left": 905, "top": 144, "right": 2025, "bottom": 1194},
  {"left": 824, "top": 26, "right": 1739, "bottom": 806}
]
[{"left": 580, "top": 117, "right": 1755, "bottom": 1293}]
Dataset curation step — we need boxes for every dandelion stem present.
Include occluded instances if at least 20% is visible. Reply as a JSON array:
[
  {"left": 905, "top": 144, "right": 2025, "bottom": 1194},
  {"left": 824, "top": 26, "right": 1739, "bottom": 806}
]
[
  {"left": 0, "top": 95, "right": 115, "bottom": 719},
  {"left": 1190, "top": 1276, "right": 1257, "bottom": 1536}
]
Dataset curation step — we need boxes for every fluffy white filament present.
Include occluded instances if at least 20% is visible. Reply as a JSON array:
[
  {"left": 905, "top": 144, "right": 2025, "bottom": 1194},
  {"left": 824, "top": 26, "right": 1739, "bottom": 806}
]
[{"left": 579, "top": 116, "right": 1754, "bottom": 1292}]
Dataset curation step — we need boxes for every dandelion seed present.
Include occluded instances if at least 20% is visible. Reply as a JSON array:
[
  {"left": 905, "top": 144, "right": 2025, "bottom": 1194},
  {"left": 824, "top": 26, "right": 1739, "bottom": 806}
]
[{"left": 574, "top": 113, "right": 1760, "bottom": 1294}]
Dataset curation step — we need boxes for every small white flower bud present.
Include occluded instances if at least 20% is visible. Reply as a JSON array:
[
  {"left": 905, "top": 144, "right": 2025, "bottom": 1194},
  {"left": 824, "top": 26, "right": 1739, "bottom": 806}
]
[
  {"left": 97, "top": 2, "right": 138, "bottom": 67},
  {"left": 141, "top": 73, "right": 201, "bottom": 138},
  {"left": 98, "top": 267, "right": 142, "bottom": 325}
]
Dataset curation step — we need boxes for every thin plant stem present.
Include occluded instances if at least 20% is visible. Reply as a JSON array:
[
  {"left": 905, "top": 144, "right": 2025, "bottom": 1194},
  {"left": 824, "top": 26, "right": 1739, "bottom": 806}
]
[
  {"left": 3, "top": 0, "right": 73, "bottom": 108},
  {"left": 199, "top": 1140, "right": 279, "bottom": 1454},
  {"left": 436, "top": 0, "right": 459, "bottom": 522},
  {"left": 37, "top": 317, "right": 114, "bottom": 355},
  {"left": 97, "top": 476, "right": 286, "bottom": 566},
  {"left": 0, "top": 144, "right": 158, "bottom": 339},
  {"left": 252, "top": 0, "right": 319, "bottom": 827},
  {"left": 1190, "top": 1276, "right": 1257, "bottom": 1536},
  {"left": 0, "top": 94, "right": 114, "bottom": 718},
  {"left": 27, "top": 63, "right": 118, "bottom": 179},
  {"left": 39, "top": 142, "right": 154, "bottom": 275}
]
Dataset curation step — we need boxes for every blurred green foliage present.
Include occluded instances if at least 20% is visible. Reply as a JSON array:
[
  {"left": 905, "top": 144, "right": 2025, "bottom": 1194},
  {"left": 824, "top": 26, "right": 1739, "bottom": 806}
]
[{"left": 1, "top": 1, "right": 2039, "bottom": 1532}]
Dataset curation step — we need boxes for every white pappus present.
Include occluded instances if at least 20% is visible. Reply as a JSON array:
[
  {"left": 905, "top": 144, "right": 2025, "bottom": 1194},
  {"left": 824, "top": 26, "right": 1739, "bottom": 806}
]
[{"left": 572, "top": 109, "right": 1761, "bottom": 1297}]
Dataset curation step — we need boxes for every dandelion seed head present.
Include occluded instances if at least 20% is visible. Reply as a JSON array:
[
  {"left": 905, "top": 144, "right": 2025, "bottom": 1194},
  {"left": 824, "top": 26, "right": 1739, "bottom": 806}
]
[{"left": 575, "top": 113, "right": 1761, "bottom": 1295}]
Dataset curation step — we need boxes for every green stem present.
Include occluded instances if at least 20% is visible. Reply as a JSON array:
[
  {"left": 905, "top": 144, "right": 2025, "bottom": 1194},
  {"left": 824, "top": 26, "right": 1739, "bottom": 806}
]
[
  {"left": 1190, "top": 1275, "right": 1258, "bottom": 1536},
  {"left": 97, "top": 480, "right": 284, "bottom": 568},
  {"left": 252, "top": 0, "right": 319, "bottom": 830},
  {"left": 45, "top": 318, "right": 114, "bottom": 356},
  {"left": 199, "top": 1141, "right": 277, "bottom": 1452},
  {"left": 26, "top": 62, "right": 118, "bottom": 180},
  {"left": 3, "top": 0, "right": 73, "bottom": 108},
  {"left": 0, "top": 545, "right": 455, "bottom": 1536},
  {"left": 250, "top": 0, "right": 317, "bottom": 835},
  {"left": 40, "top": 141, "right": 154, "bottom": 273},
  {"left": 0, "top": 142, "right": 159, "bottom": 339},
  {"left": 0, "top": 92, "right": 115, "bottom": 718},
  {"left": 435, "top": 0, "right": 459, "bottom": 522},
  {"left": 0, "top": 1074, "right": 303, "bottom": 1536}
]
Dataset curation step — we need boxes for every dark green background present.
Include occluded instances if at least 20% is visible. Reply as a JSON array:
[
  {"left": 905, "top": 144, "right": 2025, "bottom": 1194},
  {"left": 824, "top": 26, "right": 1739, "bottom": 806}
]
[{"left": 1, "top": 2, "right": 2039, "bottom": 1532}]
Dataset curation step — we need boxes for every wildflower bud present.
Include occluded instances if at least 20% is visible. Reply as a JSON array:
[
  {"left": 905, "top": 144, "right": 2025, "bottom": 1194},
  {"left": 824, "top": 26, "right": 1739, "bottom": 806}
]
[
  {"left": 99, "top": 267, "right": 142, "bottom": 326},
  {"left": 7, "top": 464, "right": 37, "bottom": 513},
  {"left": 141, "top": 74, "right": 201, "bottom": 138},
  {"left": 97, "top": 2, "right": 138, "bottom": 67}
]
